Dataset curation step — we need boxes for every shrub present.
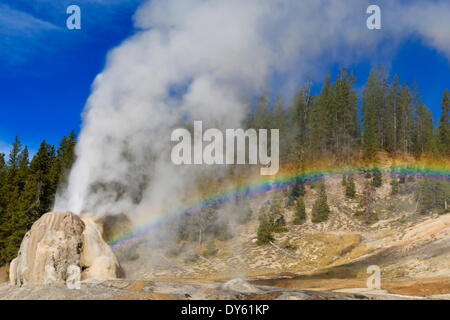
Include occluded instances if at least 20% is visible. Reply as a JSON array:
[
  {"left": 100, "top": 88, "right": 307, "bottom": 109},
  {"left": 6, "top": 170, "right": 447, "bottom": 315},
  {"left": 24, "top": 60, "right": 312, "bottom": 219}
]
[
  {"left": 210, "top": 221, "right": 233, "bottom": 241},
  {"left": 167, "top": 245, "right": 183, "bottom": 257},
  {"left": 341, "top": 174, "right": 347, "bottom": 187},
  {"left": 390, "top": 178, "right": 399, "bottom": 195},
  {"left": 371, "top": 168, "right": 382, "bottom": 187},
  {"left": 176, "top": 208, "right": 232, "bottom": 243},
  {"left": 415, "top": 179, "right": 450, "bottom": 214},
  {"left": 184, "top": 253, "right": 199, "bottom": 263},
  {"left": 256, "top": 195, "right": 288, "bottom": 245},
  {"left": 268, "top": 192, "right": 287, "bottom": 232},
  {"left": 281, "top": 240, "right": 298, "bottom": 251},
  {"left": 202, "top": 240, "right": 219, "bottom": 257},
  {"left": 311, "top": 182, "right": 330, "bottom": 223},
  {"left": 365, "top": 212, "right": 379, "bottom": 225}
]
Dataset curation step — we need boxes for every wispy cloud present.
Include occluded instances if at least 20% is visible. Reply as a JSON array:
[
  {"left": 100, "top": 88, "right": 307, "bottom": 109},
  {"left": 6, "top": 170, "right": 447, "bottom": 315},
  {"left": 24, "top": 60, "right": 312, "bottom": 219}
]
[
  {"left": 0, "top": 4, "right": 62, "bottom": 66},
  {"left": 0, "top": 4, "right": 58, "bottom": 34},
  {"left": 0, "top": 0, "right": 143, "bottom": 68}
]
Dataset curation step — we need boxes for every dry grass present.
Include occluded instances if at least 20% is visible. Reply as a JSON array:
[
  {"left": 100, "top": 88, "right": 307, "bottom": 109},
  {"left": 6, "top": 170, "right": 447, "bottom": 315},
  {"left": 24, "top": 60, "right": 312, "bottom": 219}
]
[
  {"left": 0, "top": 265, "right": 8, "bottom": 283},
  {"left": 252, "top": 276, "right": 450, "bottom": 296},
  {"left": 384, "top": 277, "right": 450, "bottom": 296}
]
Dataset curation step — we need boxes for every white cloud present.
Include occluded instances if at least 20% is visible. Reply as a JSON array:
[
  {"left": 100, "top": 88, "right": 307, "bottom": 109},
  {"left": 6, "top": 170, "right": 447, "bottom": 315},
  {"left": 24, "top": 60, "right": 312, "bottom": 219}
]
[
  {"left": 0, "top": 4, "right": 62, "bottom": 66},
  {"left": 0, "top": 4, "right": 58, "bottom": 34}
]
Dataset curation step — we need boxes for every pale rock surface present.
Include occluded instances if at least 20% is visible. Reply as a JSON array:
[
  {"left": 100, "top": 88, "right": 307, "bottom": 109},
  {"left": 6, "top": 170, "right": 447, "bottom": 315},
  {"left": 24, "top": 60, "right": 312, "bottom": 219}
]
[
  {"left": 80, "top": 214, "right": 121, "bottom": 280},
  {"left": 222, "top": 278, "right": 261, "bottom": 293},
  {"left": 7, "top": 259, "right": 17, "bottom": 285},
  {"left": 9, "top": 211, "right": 121, "bottom": 286}
]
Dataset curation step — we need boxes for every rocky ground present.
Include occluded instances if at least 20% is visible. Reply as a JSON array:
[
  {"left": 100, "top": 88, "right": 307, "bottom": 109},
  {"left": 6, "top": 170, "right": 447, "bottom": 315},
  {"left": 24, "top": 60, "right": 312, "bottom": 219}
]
[{"left": 0, "top": 278, "right": 437, "bottom": 300}]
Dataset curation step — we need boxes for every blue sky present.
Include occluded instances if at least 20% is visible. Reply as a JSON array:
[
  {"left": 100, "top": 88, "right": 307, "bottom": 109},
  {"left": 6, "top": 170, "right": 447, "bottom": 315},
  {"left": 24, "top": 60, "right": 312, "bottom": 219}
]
[
  {"left": 0, "top": 0, "right": 144, "bottom": 154},
  {"left": 0, "top": 0, "right": 449, "bottom": 155}
]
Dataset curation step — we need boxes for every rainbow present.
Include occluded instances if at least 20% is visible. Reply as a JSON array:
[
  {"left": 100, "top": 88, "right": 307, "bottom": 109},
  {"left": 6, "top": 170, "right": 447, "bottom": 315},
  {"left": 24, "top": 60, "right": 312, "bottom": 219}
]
[
  {"left": 108, "top": 161, "right": 450, "bottom": 250},
  {"left": 390, "top": 163, "right": 450, "bottom": 181}
]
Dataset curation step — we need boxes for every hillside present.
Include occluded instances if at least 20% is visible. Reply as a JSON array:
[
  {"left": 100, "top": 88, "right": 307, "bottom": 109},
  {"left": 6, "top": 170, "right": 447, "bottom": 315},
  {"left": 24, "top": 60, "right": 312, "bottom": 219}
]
[
  {"left": 1, "top": 164, "right": 449, "bottom": 299},
  {"left": 117, "top": 168, "right": 450, "bottom": 297}
]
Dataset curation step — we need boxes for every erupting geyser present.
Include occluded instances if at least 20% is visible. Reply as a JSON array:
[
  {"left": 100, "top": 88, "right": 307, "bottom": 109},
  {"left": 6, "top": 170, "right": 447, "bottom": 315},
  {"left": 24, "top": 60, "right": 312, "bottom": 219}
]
[{"left": 53, "top": 0, "right": 450, "bottom": 222}]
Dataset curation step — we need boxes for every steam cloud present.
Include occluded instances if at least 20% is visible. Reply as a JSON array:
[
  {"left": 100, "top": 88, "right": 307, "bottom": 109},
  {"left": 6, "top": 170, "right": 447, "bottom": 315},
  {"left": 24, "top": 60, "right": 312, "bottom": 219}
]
[{"left": 54, "top": 0, "right": 450, "bottom": 218}]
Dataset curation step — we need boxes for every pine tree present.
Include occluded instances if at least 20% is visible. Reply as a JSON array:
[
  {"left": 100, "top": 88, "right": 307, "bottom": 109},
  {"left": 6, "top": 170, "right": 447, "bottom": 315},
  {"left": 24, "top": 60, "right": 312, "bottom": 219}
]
[
  {"left": 345, "top": 176, "right": 356, "bottom": 199},
  {"left": 0, "top": 133, "right": 77, "bottom": 266},
  {"left": 269, "top": 192, "right": 286, "bottom": 232},
  {"left": 7, "top": 137, "right": 21, "bottom": 169},
  {"left": 287, "top": 83, "right": 313, "bottom": 165},
  {"left": 417, "top": 104, "right": 434, "bottom": 157},
  {"left": 256, "top": 206, "right": 275, "bottom": 245},
  {"left": 398, "top": 84, "right": 414, "bottom": 154},
  {"left": 360, "top": 180, "right": 376, "bottom": 215},
  {"left": 256, "top": 192, "right": 288, "bottom": 245},
  {"left": 385, "top": 76, "right": 402, "bottom": 153},
  {"left": 308, "top": 74, "right": 334, "bottom": 157},
  {"left": 411, "top": 84, "right": 435, "bottom": 158},
  {"left": 4, "top": 136, "right": 22, "bottom": 191},
  {"left": 371, "top": 168, "right": 382, "bottom": 187},
  {"left": 333, "top": 68, "right": 359, "bottom": 159},
  {"left": 437, "top": 90, "right": 450, "bottom": 156},
  {"left": 0, "top": 153, "right": 7, "bottom": 264},
  {"left": 24, "top": 141, "right": 55, "bottom": 215},
  {"left": 288, "top": 178, "right": 305, "bottom": 206},
  {"left": 311, "top": 182, "right": 330, "bottom": 223},
  {"left": 0, "top": 138, "right": 22, "bottom": 262},
  {"left": 390, "top": 178, "right": 399, "bottom": 195},
  {"left": 362, "top": 68, "right": 387, "bottom": 159},
  {"left": 293, "top": 197, "right": 306, "bottom": 225},
  {"left": 0, "top": 153, "right": 6, "bottom": 212},
  {"left": 0, "top": 137, "right": 31, "bottom": 264},
  {"left": 416, "top": 179, "right": 450, "bottom": 214},
  {"left": 49, "top": 131, "right": 77, "bottom": 195}
]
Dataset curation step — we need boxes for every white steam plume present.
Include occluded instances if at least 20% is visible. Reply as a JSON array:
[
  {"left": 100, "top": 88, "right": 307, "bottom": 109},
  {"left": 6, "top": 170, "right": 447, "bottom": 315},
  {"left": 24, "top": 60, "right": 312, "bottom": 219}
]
[{"left": 54, "top": 0, "right": 450, "bottom": 217}]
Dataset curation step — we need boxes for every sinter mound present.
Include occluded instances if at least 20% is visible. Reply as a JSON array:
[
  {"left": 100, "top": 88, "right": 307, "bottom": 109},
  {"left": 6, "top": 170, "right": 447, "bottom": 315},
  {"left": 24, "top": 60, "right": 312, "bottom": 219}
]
[{"left": 9, "top": 211, "right": 122, "bottom": 286}]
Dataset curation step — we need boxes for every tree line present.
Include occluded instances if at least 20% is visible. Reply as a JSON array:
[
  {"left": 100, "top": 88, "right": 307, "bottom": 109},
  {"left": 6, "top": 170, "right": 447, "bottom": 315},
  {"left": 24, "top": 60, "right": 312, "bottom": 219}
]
[
  {"left": 246, "top": 66, "right": 449, "bottom": 245},
  {"left": 246, "top": 66, "right": 449, "bottom": 165},
  {"left": 175, "top": 66, "right": 449, "bottom": 248},
  {"left": 0, "top": 132, "right": 76, "bottom": 265}
]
